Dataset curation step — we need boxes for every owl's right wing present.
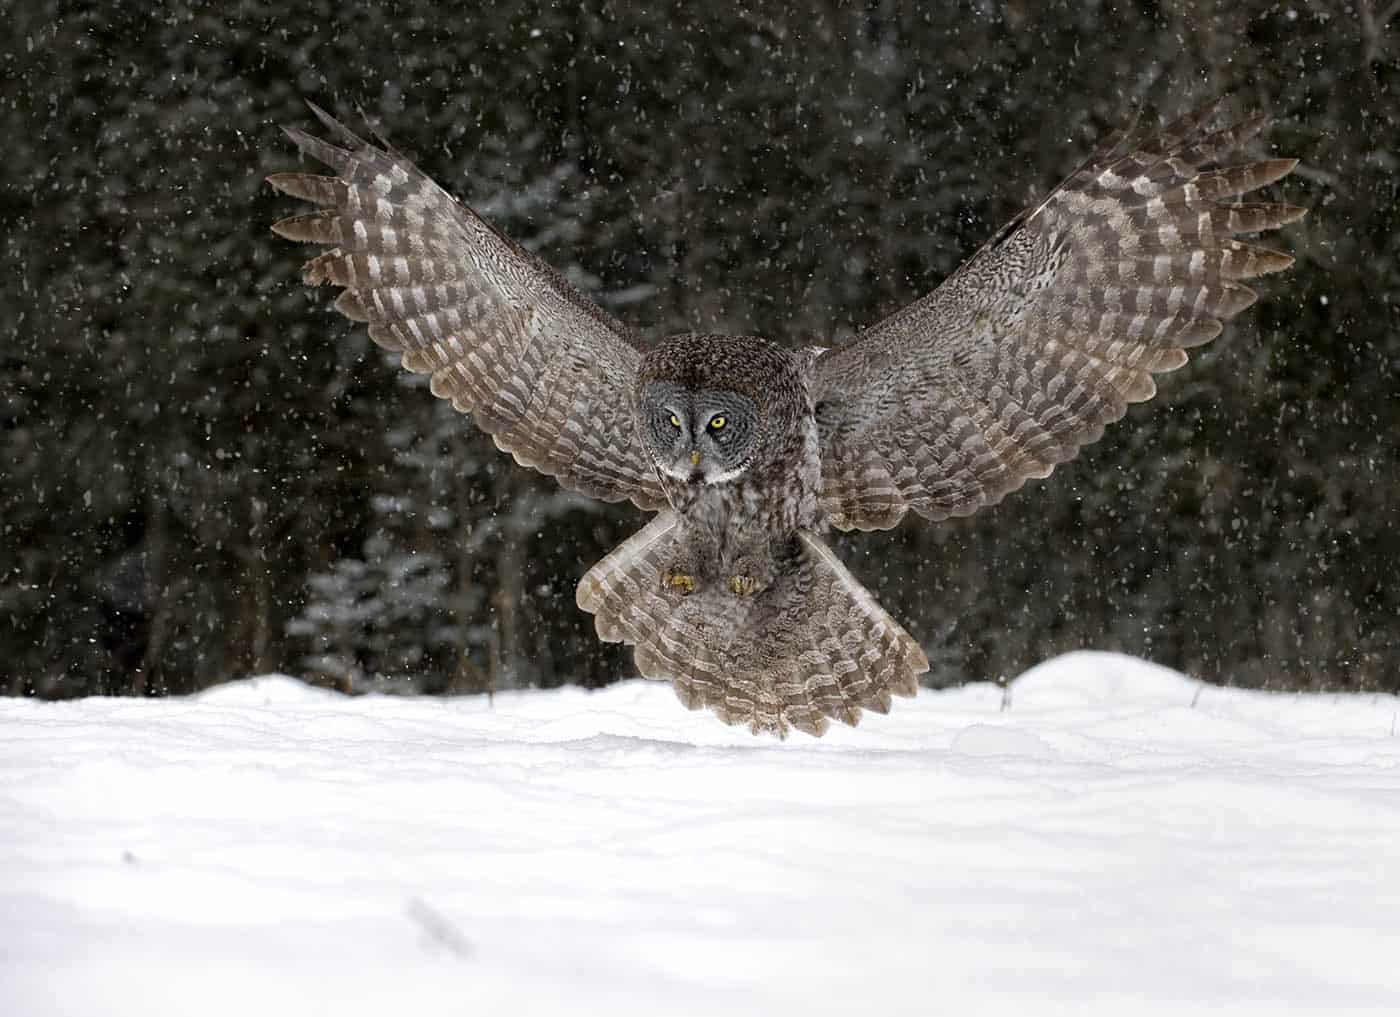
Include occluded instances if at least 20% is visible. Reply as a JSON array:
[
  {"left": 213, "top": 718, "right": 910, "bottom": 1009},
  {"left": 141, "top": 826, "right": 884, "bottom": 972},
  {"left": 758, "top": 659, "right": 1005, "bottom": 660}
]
[
  {"left": 268, "top": 104, "right": 668, "bottom": 512},
  {"left": 810, "top": 103, "right": 1306, "bottom": 531}
]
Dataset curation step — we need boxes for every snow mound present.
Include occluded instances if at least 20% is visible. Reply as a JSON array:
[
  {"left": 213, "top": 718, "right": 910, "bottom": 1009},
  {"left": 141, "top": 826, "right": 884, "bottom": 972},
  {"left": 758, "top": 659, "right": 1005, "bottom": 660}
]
[
  {"left": 1009, "top": 649, "right": 1203, "bottom": 706},
  {"left": 3, "top": 652, "right": 1399, "bottom": 1017},
  {"left": 193, "top": 672, "right": 342, "bottom": 706}
]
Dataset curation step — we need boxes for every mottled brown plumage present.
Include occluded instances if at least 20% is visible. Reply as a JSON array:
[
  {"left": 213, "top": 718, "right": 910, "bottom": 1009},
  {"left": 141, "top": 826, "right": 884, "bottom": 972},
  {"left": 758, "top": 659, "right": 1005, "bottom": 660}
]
[
  {"left": 269, "top": 106, "right": 667, "bottom": 511},
  {"left": 268, "top": 100, "right": 1304, "bottom": 737},
  {"left": 812, "top": 103, "right": 1306, "bottom": 531}
]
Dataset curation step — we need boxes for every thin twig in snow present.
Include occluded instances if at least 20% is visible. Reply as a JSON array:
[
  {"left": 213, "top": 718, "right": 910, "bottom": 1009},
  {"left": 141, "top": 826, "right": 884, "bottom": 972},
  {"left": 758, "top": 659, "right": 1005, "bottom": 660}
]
[{"left": 405, "top": 897, "right": 472, "bottom": 959}]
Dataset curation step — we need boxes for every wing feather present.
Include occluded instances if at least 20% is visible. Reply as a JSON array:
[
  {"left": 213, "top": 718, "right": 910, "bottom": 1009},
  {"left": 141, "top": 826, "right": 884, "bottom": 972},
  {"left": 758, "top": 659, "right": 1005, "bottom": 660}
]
[
  {"left": 812, "top": 103, "right": 1306, "bottom": 531},
  {"left": 268, "top": 103, "right": 667, "bottom": 512}
]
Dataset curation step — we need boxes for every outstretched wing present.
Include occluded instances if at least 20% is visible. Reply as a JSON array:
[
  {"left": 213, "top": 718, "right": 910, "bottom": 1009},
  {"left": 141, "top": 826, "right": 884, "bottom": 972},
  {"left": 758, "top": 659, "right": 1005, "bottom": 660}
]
[
  {"left": 812, "top": 103, "right": 1306, "bottom": 531},
  {"left": 268, "top": 103, "right": 667, "bottom": 512}
]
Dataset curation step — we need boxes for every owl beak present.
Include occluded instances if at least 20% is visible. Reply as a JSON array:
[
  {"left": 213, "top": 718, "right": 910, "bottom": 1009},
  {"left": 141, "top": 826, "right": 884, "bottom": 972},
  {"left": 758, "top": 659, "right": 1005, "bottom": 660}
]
[{"left": 690, "top": 450, "right": 701, "bottom": 466}]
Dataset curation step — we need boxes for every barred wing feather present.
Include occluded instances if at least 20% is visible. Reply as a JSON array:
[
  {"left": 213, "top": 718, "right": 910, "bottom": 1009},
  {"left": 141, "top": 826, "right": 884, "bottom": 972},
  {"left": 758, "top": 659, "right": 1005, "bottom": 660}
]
[
  {"left": 813, "top": 103, "right": 1306, "bottom": 532},
  {"left": 268, "top": 103, "right": 667, "bottom": 512}
]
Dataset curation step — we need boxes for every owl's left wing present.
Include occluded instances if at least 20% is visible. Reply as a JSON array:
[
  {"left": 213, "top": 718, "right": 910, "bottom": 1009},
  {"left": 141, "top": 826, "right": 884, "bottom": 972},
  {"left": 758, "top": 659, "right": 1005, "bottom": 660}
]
[
  {"left": 268, "top": 104, "right": 667, "bottom": 512},
  {"left": 811, "top": 103, "right": 1306, "bottom": 531}
]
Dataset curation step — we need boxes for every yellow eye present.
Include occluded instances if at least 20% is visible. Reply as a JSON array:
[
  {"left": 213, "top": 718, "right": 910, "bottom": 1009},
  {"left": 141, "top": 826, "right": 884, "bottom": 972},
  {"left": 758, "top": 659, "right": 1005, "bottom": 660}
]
[
  {"left": 669, "top": 413, "right": 682, "bottom": 429},
  {"left": 709, "top": 416, "right": 726, "bottom": 430}
]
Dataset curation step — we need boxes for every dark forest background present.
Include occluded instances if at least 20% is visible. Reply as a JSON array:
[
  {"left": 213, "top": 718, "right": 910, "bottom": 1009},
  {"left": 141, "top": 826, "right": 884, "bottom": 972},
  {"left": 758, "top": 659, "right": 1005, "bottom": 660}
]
[{"left": 3, "top": 0, "right": 1397, "bottom": 700}]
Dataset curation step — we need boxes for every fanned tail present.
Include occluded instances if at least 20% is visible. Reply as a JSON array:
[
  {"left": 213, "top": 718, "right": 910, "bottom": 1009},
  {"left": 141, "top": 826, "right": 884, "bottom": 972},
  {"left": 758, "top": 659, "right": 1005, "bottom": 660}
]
[{"left": 575, "top": 514, "right": 927, "bottom": 738}]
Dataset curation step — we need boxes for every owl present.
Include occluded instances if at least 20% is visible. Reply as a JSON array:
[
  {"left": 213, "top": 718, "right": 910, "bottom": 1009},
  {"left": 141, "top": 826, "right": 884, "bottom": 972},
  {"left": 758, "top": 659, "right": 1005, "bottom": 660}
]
[{"left": 269, "top": 100, "right": 1305, "bottom": 737}]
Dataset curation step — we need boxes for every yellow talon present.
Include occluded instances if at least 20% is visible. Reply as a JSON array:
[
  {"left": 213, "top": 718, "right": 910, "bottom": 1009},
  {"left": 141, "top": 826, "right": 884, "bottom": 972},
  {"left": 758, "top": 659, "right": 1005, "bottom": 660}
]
[
  {"left": 729, "top": 575, "right": 757, "bottom": 596},
  {"left": 663, "top": 569, "right": 696, "bottom": 595}
]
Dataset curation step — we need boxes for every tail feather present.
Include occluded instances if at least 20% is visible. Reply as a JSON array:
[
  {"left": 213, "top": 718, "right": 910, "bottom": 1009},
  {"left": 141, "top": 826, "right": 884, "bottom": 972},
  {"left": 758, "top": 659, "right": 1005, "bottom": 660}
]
[{"left": 575, "top": 515, "right": 927, "bottom": 738}]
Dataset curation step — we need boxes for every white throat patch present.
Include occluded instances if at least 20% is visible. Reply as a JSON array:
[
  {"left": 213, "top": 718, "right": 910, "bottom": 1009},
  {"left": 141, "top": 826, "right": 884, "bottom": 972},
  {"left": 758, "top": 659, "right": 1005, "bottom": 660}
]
[
  {"left": 704, "top": 462, "right": 750, "bottom": 485},
  {"left": 655, "top": 460, "right": 750, "bottom": 485}
]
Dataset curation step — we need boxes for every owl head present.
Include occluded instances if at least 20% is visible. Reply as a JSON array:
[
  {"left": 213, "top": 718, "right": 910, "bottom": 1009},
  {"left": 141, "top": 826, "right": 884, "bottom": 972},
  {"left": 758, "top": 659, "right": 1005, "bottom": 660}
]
[{"left": 636, "top": 334, "right": 803, "bottom": 486}]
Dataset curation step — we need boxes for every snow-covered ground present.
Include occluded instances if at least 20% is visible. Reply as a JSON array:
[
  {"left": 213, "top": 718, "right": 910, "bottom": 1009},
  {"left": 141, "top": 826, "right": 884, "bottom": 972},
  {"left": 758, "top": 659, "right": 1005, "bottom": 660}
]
[{"left": 3, "top": 652, "right": 1398, "bottom": 1016}]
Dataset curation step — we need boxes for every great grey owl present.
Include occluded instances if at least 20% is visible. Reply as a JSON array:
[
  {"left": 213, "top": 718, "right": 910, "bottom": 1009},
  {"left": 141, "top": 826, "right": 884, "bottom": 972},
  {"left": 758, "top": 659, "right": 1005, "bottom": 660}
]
[{"left": 269, "top": 101, "right": 1304, "bottom": 737}]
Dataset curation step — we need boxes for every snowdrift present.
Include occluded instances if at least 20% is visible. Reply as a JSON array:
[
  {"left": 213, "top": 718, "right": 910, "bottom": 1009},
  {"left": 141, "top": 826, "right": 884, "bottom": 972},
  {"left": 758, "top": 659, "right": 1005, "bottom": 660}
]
[{"left": 3, "top": 652, "right": 1398, "bottom": 1016}]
